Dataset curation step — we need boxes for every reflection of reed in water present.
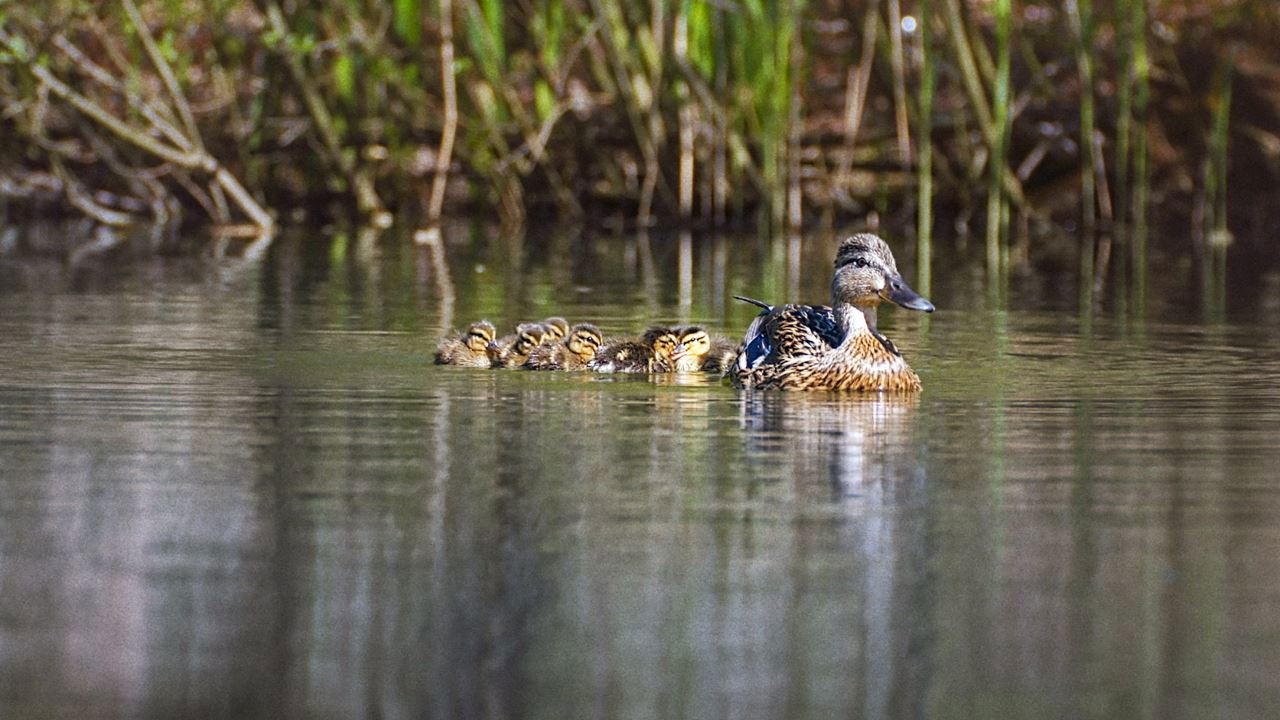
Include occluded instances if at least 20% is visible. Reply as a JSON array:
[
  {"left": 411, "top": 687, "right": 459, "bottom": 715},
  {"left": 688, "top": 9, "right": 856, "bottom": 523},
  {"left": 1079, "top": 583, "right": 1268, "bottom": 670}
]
[{"left": 739, "top": 392, "right": 920, "bottom": 494}]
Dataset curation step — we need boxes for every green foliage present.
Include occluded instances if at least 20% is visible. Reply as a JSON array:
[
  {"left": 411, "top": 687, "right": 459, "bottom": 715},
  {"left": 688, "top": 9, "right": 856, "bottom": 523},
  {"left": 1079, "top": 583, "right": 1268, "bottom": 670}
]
[
  {"left": 0, "top": 0, "right": 1268, "bottom": 260},
  {"left": 333, "top": 52, "right": 356, "bottom": 106},
  {"left": 394, "top": 0, "right": 422, "bottom": 48}
]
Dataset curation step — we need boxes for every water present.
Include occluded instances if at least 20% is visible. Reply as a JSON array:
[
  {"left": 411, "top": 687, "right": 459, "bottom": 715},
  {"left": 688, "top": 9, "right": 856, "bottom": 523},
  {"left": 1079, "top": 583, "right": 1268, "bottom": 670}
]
[{"left": 3, "top": 226, "right": 1280, "bottom": 719}]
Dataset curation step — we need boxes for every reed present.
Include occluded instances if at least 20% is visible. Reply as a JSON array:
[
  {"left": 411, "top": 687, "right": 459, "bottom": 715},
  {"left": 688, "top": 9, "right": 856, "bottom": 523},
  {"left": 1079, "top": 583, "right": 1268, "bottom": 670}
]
[
  {"left": 1130, "top": 0, "right": 1151, "bottom": 310},
  {"left": 985, "top": 0, "right": 1011, "bottom": 280},
  {"left": 1205, "top": 59, "right": 1233, "bottom": 319},
  {"left": 394, "top": 0, "right": 423, "bottom": 48},
  {"left": 426, "top": 0, "right": 458, "bottom": 225},
  {"left": 887, "top": 0, "right": 911, "bottom": 166},
  {"left": 0, "top": 0, "right": 1266, "bottom": 258},
  {"left": 1068, "top": 0, "right": 1097, "bottom": 305},
  {"left": 915, "top": 0, "right": 935, "bottom": 295}
]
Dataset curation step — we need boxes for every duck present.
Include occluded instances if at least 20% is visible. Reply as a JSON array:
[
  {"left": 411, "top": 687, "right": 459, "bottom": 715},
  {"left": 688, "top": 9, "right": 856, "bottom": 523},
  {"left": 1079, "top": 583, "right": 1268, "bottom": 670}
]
[
  {"left": 729, "top": 233, "right": 934, "bottom": 391},
  {"left": 589, "top": 326, "right": 682, "bottom": 373},
  {"left": 671, "top": 326, "right": 741, "bottom": 373},
  {"left": 433, "top": 320, "right": 500, "bottom": 367},
  {"left": 541, "top": 317, "right": 570, "bottom": 342},
  {"left": 493, "top": 322, "right": 552, "bottom": 368},
  {"left": 521, "top": 323, "right": 604, "bottom": 370}
]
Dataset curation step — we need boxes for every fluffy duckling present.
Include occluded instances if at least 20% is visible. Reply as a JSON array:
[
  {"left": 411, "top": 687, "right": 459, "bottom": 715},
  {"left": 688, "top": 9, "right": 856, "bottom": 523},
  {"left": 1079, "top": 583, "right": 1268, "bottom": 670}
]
[
  {"left": 729, "top": 233, "right": 934, "bottom": 391},
  {"left": 670, "top": 326, "right": 741, "bottom": 373},
  {"left": 704, "top": 336, "right": 743, "bottom": 374},
  {"left": 433, "top": 320, "right": 500, "bottom": 367},
  {"left": 589, "top": 326, "right": 681, "bottom": 373},
  {"left": 493, "top": 322, "right": 552, "bottom": 368},
  {"left": 521, "top": 323, "right": 604, "bottom": 371},
  {"left": 541, "top": 317, "right": 570, "bottom": 342}
]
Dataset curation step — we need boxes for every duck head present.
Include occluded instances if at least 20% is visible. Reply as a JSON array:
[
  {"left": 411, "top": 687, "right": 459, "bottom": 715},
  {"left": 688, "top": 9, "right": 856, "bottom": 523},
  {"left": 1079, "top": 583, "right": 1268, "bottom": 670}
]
[
  {"left": 512, "top": 322, "right": 550, "bottom": 356},
  {"left": 831, "top": 233, "right": 934, "bottom": 314},
  {"left": 464, "top": 321, "right": 498, "bottom": 354},
  {"left": 643, "top": 326, "right": 682, "bottom": 368},
  {"left": 542, "top": 316, "right": 570, "bottom": 341},
  {"left": 566, "top": 323, "right": 603, "bottom": 360},
  {"left": 671, "top": 326, "right": 711, "bottom": 371}
]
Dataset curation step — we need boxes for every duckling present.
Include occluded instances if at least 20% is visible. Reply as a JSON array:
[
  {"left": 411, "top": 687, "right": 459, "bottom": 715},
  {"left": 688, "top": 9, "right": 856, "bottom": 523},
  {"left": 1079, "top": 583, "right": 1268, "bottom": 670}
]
[
  {"left": 493, "top": 322, "right": 552, "bottom": 368},
  {"left": 729, "top": 233, "right": 934, "bottom": 391},
  {"left": 541, "top": 316, "right": 570, "bottom": 342},
  {"left": 522, "top": 323, "right": 604, "bottom": 371},
  {"left": 670, "top": 326, "right": 741, "bottom": 373},
  {"left": 589, "top": 326, "right": 682, "bottom": 373},
  {"left": 433, "top": 320, "right": 500, "bottom": 367},
  {"left": 704, "top": 336, "right": 743, "bottom": 374}
]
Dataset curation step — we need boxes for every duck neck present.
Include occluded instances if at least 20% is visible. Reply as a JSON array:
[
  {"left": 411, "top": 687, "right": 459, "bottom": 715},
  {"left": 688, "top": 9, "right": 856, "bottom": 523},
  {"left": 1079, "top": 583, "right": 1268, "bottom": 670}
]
[{"left": 834, "top": 303, "right": 873, "bottom": 343}]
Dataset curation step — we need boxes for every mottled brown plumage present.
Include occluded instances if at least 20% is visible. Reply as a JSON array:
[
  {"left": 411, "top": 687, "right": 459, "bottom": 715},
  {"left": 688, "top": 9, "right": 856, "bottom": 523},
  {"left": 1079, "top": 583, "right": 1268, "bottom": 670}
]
[
  {"left": 541, "top": 317, "right": 570, "bottom": 341},
  {"left": 589, "top": 326, "right": 680, "bottom": 373},
  {"left": 433, "top": 320, "right": 500, "bottom": 367},
  {"left": 669, "top": 326, "right": 739, "bottom": 373},
  {"left": 730, "top": 233, "right": 934, "bottom": 392},
  {"left": 703, "top": 335, "right": 742, "bottom": 374},
  {"left": 493, "top": 322, "right": 553, "bottom": 368},
  {"left": 521, "top": 323, "right": 604, "bottom": 370}
]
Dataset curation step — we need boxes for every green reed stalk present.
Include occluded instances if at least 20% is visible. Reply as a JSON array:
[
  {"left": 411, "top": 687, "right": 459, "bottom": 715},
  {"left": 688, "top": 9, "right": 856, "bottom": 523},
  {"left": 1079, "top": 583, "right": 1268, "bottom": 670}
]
[
  {"left": 686, "top": 0, "right": 716, "bottom": 217},
  {"left": 1111, "top": 0, "right": 1135, "bottom": 305},
  {"left": 1114, "top": 0, "right": 1134, "bottom": 239},
  {"left": 985, "top": 0, "right": 1010, "bottom": 280},
  {"left": 1209, "top": 63, "right": 1232, "bottom": 240},
  {"left": 1131, "top": 0, "right": 1150, "bottom": 309},
  {"left": 786, "top": 0, "right": 805, "bottom": 229},
  {"left": 710, "top": 1, "right": 729, "bottom": 222},
  {"left": 916, "top": 0, "right": 935, "bottom": 294},
  {"left": 463, "top": 0, "right": 507, "bottom": 118},
  {"left": 675, "top": 1, "right": 694, "bottom": 218},
  {"left": 1069, "top": 0, "right": 1096, "bottom": 304},
  {"left": 942, "top": 0, "right": 993, "bottom": 144},
  {"left": 1207, "top": 61, "right": 1232, "bottom": 318},
  {"left": 887, "top": 0, "right": 910, "bottom": 166},
  {"left": 532, "top": 0, "right": 565, "bottom": 122},
  {"left": 394, "top": 0, "right": 423, "bottom": 48}
]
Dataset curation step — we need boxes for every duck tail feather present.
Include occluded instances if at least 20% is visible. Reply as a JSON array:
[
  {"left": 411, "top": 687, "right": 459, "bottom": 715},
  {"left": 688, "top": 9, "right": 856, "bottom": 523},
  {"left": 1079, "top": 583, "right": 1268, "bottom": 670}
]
[{"left": 733, "top": 295, "right": 773, "bottom": 312}]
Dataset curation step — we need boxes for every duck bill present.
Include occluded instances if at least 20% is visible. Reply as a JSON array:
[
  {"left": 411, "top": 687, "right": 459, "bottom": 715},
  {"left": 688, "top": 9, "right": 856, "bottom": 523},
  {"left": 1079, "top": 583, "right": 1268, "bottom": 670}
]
[
  {"left": 884, "top": 277, "right": 935, "bottom": 313},
  {"left": 670, "top": 343, "right": 689, "bottom": 360}
]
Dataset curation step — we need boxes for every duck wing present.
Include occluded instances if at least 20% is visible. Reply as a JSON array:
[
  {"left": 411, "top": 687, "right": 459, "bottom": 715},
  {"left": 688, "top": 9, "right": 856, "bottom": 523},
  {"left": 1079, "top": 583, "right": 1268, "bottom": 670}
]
[{"left": 734, "top": 297, "right": 842, "bottom": 371}]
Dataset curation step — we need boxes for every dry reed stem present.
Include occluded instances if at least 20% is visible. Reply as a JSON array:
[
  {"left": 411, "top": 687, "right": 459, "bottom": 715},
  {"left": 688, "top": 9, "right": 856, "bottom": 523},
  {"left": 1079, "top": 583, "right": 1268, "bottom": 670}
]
[{"left": 428, "top": 0, "right": 458, "bottom": 224}]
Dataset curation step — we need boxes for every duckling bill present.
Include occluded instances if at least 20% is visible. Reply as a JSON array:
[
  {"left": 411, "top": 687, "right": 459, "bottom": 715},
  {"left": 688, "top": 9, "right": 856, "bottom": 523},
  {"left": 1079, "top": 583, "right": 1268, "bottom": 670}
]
[
  {"left": 589, "top": 326, "right": 681, "bottom": 373},
  {"left": 434, "top": 320, "right": 500, "bottom": 367},
  {"left": 493, "top": 322, "right": 554, "bottom": 368},
  {"left": 522, "top": 323, "right": 603, "bottom": 371},
  {"left": 671, "top": 326, "right": 741, "bottom": 374},
  {"left": 729, "top": 233, "right": 933, "bottom": 392}
]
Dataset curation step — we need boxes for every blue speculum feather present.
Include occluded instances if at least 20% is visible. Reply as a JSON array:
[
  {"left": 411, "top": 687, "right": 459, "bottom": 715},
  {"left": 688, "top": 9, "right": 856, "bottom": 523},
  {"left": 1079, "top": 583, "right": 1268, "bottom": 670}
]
[{"left": 741, "top": 329, "right": 772, "bottom": 369}]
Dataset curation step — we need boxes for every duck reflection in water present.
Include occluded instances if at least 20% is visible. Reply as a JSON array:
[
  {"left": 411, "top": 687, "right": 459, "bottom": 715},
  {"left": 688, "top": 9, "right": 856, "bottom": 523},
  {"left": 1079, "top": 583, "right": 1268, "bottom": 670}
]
[{"left": 740, "top": 392, "right": 920, "bottom": 496}]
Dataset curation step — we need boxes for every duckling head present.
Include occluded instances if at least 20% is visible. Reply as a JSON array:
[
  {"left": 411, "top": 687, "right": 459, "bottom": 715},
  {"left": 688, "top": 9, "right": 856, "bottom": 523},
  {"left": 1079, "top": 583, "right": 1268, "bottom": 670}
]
[
  {"left": 566, "top": 323, "right": 603, "bottom": 360},
  {"left": 464, "top": 321, "right": 498, "bottom": 354},
  {"left": 671, "top": 326, "right": 711, "bottom": 371},
  {"left": 513, "top": 322, "right": 550, "bottom": 356},
  {"left": 832, "top": 233, "right": 934, "bottom": 313},
  {"left": 542, "top": 316, "right": 570, "bottom": 341},
  {"left": 643, "top": 326, "right": 681, "bottom": 367}
]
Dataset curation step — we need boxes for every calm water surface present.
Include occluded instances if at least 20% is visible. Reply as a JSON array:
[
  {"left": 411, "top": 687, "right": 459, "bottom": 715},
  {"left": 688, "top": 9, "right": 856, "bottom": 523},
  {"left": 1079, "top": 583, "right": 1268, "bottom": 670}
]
[{"left": 3, "top": 226, "right": 1280, "bottom": 719}]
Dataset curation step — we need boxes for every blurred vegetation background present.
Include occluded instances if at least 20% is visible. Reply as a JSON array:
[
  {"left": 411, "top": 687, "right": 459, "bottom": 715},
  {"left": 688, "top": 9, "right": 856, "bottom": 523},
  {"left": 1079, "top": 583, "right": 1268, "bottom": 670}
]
[{"left": 0, "top": 0, "right": 1277, "bottom": 284}]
